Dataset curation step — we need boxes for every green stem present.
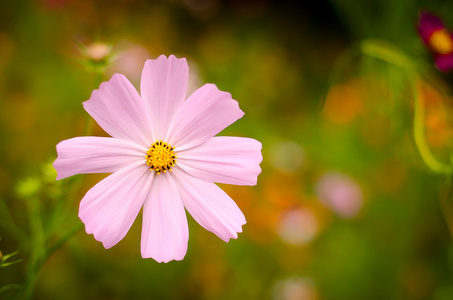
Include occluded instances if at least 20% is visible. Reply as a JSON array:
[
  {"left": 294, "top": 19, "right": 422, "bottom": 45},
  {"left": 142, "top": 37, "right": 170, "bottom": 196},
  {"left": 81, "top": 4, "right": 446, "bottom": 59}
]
[
  {"left": 22, "top": 196, "right": 46, "bottom": 299},
  {"left": 13, "top": 65, "right": 107, "bottom": 299},
  {"left": 45, "top": 222, "right": 83, "bottom": 259},
  {"left": 411, "top": 79, "right": 453, "bottom": 175},
  {"left": 83, "top": 71, "right": 103, "bottom": 136},
  {"left": 0, "top": 198, "right": 29, "bottom": 244},
  {"left": 356, "top": 39, "right": 453, "bottom": 175},
  {"left": 360, "top": 39, "right": 414, "bottom": 70}
]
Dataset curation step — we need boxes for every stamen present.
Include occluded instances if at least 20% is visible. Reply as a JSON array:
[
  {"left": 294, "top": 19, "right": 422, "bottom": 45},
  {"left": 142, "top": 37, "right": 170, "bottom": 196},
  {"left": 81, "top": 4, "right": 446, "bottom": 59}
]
[
  {"left": 429, "top": 29, "right": 453, "bottom": 55},
  {"left": 146, "top": 141, "right": 177, "bottom": 174}
]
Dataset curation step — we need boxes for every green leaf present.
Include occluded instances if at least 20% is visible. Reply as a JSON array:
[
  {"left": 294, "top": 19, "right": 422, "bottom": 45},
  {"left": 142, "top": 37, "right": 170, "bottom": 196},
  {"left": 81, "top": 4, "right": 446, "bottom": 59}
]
[
  {"left": 0, "top": 251, "right": 23, "bottom": 268},
  {"left": 0, "top": 259, "right": 23, "bottom": 268},
  {"left": 1, "top": 250, "right": 19, "bottom": 262},
  {"left": 0, "top": 284, "right": 21, "bottom": 294}
]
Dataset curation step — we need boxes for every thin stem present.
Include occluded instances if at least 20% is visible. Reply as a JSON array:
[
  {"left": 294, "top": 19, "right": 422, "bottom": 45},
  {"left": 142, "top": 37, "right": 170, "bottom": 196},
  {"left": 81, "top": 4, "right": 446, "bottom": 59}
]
[
  {"left": 356, "top": 39, "right": 453, "bottom": 175},
  {"left": 83, "top": 71, "right": 103, "bottom": 136},
  {"left": 360, "top": 39, "right": 414, "bottom": 70},
  {"left": 411, "top": 79, "right": 453, "bottom": 175},
  {"left": 17, "top": 66, "right": 107, "bottom": 299},
  {"left": 0, "top": 198, "right": 29, "bottom": 244},
  {"left": 45, "top": 222, "right": 83, "bottom": 260},
  {"left": 22, "top": 196, "right": 46, "bottom": 300}
]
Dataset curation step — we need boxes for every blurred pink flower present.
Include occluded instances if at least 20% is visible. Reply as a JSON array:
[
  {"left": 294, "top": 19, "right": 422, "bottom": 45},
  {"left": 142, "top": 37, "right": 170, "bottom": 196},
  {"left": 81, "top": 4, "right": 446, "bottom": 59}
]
[
  {"left": 273, "top": 276, "right": 319, "bottom": 300},
  {"left": 418, "top": 12, "right": 453, "bottom": 71},
  {"left": 277, "top": 208, "right": 319, "bottom": 246},
  {"left": 107, "top": 42, "right": 150, "bottom": 85},
  {"left": 315, "top": 172, "right": 363, "bottom": 219},
  {"left": 53, "top": 55, "right": 262, "bottom": 263}
]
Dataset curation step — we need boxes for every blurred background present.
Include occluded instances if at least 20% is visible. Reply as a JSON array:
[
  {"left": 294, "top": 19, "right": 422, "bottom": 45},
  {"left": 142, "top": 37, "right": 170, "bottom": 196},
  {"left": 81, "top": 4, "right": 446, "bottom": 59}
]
[{"left": 2, "top": 0, "right": 453, "bottom": 299}]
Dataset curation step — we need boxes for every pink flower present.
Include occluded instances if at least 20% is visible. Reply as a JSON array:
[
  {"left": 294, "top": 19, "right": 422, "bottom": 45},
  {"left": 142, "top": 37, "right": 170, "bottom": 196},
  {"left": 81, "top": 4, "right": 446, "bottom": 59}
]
[
  {"left": 53, "top": 55, "right": 262, "bottom": 263},
  {"left": 315, "top": 172, "right": 362, "bottom": 219},
  {"left": 418, "top": 12, "right": 453, "bottom": 71}
]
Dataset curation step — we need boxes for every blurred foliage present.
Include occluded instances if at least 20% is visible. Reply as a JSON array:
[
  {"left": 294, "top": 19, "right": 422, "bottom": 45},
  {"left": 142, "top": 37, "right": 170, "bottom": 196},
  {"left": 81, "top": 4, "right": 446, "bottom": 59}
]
[{"left": 2, "top": 0, "right": 453, "bottom": 299}]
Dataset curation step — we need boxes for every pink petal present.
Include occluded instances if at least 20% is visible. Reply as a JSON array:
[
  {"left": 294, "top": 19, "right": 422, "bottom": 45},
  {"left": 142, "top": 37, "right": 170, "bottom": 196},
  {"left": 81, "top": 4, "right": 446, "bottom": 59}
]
[
  {"left": 419, "top": 12, "right": 445, "bottom": 44},
  {"left": 79, "top": 163, "right": 152, "bottom": 249},
  {"left": 172, "top": 167, "right": 246, "bottom": 242},
  {"left": 177, "top": 136, "right": 262, "bottom": 186},
  {"left": 435, "top": 53, "right": 453, "bottom": 71},
  {"left": 141, "top": 173, "right": 189, "bottom": 262},
  {"left": 140, "top": 55, "right": 189, "bottom": 140},
  {"left": 166, "top": 84, "right": 244, "bottom": 151},
  {"left": 83, "top": 74, "right": 154, "bottom": 146},
  {"left": 54, "top": 137, "right": 146, "bottom": 180}
]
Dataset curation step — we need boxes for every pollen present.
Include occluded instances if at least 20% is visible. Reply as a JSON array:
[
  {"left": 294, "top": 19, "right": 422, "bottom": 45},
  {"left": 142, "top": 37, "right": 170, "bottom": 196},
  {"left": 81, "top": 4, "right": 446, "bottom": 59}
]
[
  {"left": 429, "top": 29, "right": 453, "bottom": 55},
  {"left": 146, "top": 141, "right": 177, "bottom": 175}
]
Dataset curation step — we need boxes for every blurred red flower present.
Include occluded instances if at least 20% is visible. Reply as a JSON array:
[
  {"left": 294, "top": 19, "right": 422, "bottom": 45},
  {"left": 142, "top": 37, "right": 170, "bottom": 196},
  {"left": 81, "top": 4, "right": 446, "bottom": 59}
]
[{"left": 418, "top": 12, "right": 453, "bottom": 71}]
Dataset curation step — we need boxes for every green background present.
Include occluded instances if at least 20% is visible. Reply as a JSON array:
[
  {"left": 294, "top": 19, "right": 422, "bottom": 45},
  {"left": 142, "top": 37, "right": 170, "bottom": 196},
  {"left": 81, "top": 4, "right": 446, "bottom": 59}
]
[{"left": 1, "top": 0, "right": 453, "bottom": 299}]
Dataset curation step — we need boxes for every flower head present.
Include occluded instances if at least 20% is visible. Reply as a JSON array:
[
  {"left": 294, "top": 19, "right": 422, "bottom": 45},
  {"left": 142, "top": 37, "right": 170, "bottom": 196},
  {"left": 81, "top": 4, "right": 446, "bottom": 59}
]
[
  {"left": 418, "top": 12, "right": 453, "bottom": 71},
  {"left": 54, "top": 55, "right": 262, "bottom": 263}
]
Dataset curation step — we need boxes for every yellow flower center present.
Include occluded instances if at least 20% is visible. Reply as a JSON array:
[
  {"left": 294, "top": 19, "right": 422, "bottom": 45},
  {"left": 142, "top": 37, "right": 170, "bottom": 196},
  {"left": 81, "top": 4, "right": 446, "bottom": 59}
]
[
  {"left": 429, "top": 29, "right": 453, "bottom": 55},
  {"left": 146, "top": 141, "right": 177, "bottom": 174}
]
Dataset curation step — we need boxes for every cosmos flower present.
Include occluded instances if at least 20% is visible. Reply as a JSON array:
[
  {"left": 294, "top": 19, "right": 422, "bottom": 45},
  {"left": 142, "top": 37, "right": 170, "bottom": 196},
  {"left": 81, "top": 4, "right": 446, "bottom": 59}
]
[
  {"left": 418, "top": 12, "right": 453, "bottom": 71},
  {"left": 53, "top": 55, "right": 262, "bottom": 263}
]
